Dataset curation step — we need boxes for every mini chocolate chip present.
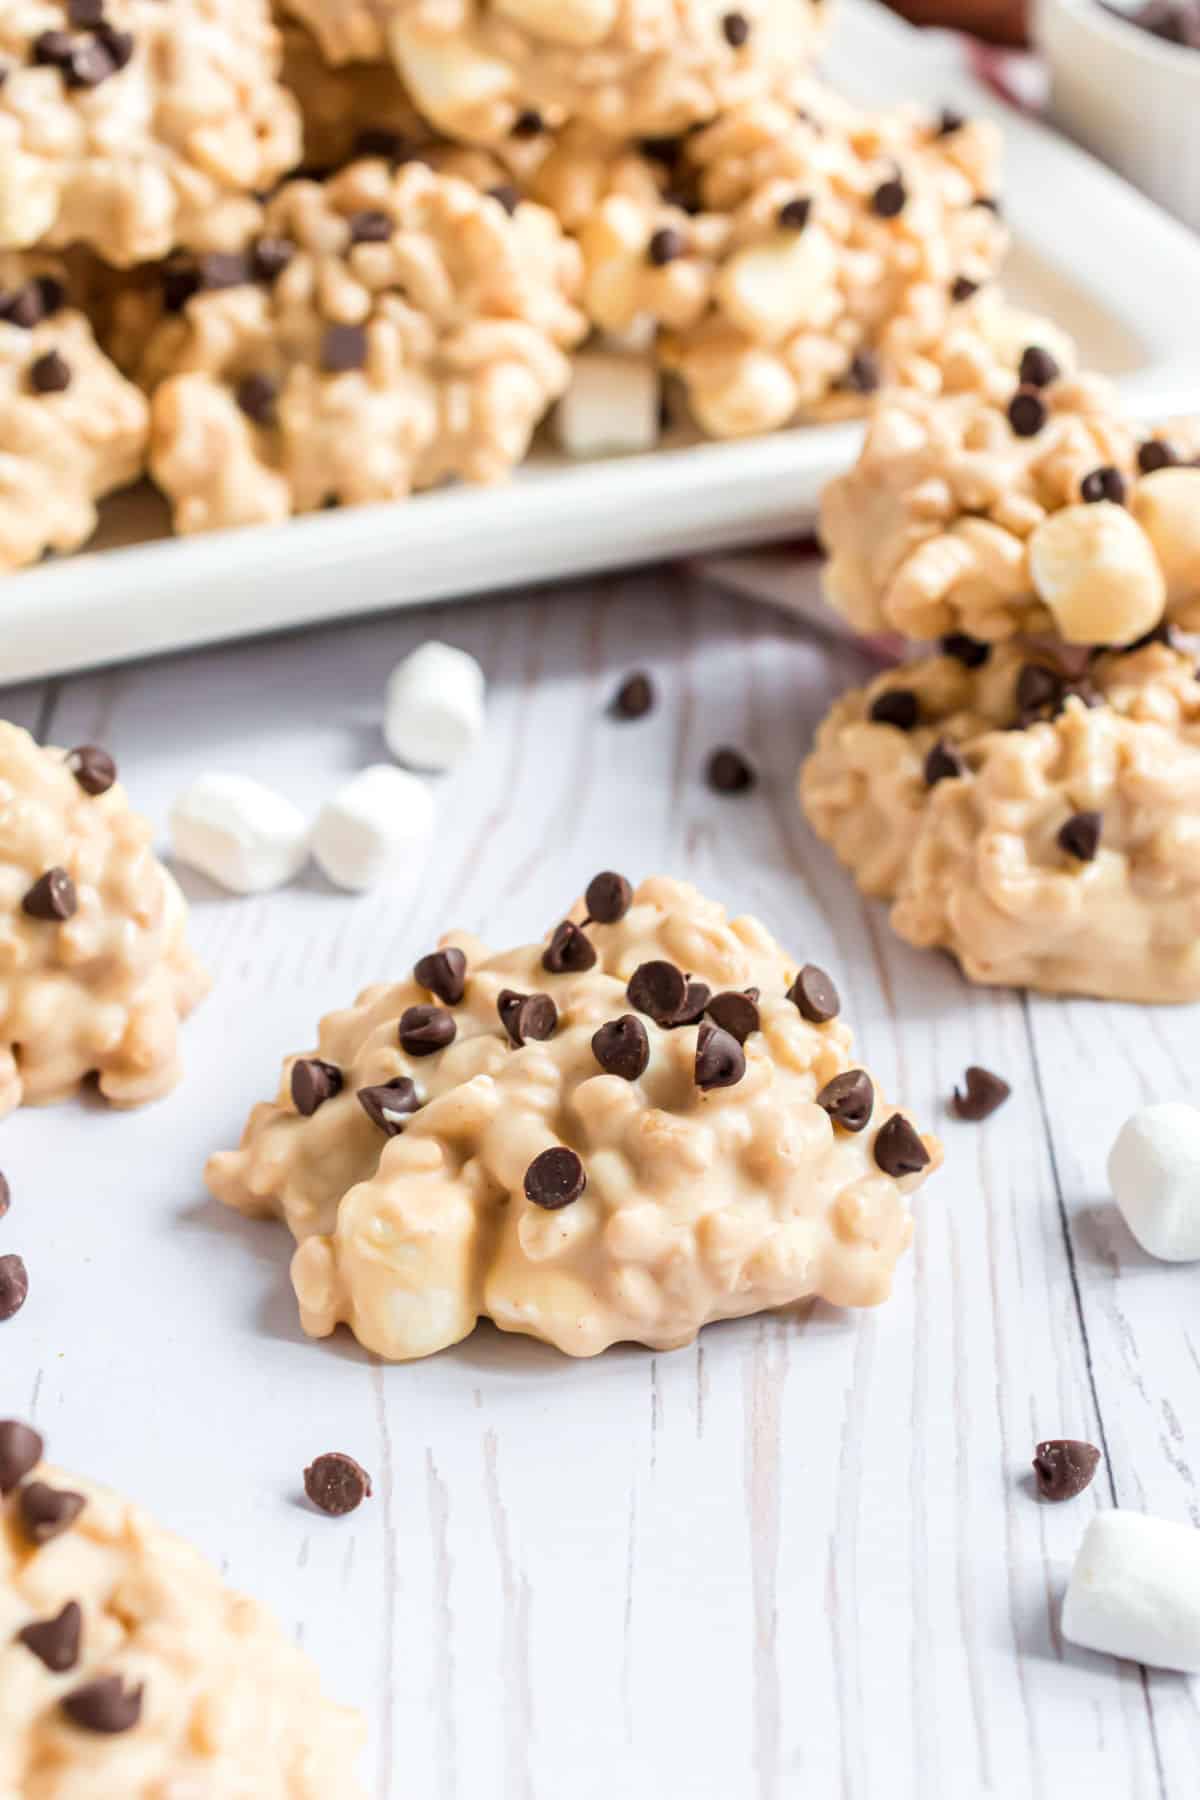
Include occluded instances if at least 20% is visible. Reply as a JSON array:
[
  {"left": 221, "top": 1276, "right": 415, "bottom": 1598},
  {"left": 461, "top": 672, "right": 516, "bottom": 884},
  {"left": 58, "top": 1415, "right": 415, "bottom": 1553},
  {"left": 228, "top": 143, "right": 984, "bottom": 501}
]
[
  {"left": 486, "top": 183, "right": 520, "bottom": 215},
  {"left": 640, "top": 134, "right": 683, "bottom": 165},
  {"left": 0, "top": 1421, "right": 41, "bottom": 1493},
  {"left": 1032, "top": 1438, "right": 1101, "bottom": 1502},
  {"left": 67, "top": 37, "right": 118, "bottom": 86},
  {"left": 695, "top": 1022, "right": 746, "bottom": 1091},
  {"left": 705, "top": 990, "right": 759, "bottom": 1043},
  {"left": 513, "top": 108, "right": 543, "bottom": 135},
  {"left": 542, "top": 919, "right": 597, "bottom": 974},
  {"left": 68, "top": 0, "right": 104, "bottom": 24},
  {"left": 924, "top": 738, "right": 965, "bottom": 786},
  {"left": 0, "top": 1255, "right": 28, "bottom": 1321},
  {"left": 1018, "top": 344, "right": 1061, "bottom": 388},
  {"left": 251, "top": 236, "right": 295, "bottom": 282},
  {"left": 0, "top": 283, "right": 46, "bottom": 329},
  {"left": 706, "top": 746, "right": 756, "bottom": 792},
  {"left": 721, "top": 9, "right": 751, "bottom": 43},
  {"left": 524, "top": 1146, "right": 586, "bottom": 1209},
  {"left": 1007, "top": 387, "right": 1047, "bottom": 437},
  {"left": 871, "top": 176, "right": 907, "bottom": 219},
  {"left": 235, "top": 372, "right": 277, "bottom": 426},
  {"left": 290, "top": 1058, "right": 343, "bottom": 1116},
  {"left": 952, "top": 1064, "right": 1011, "bottom": 1121},
  {"left": 936, "top": 108, "right": 965, "bottom": 136},
  {"left": 873, "top": 1114, "right": 931, "bottom": 1177},
  {"left": 674, "top": 980, "right": 711, "bottom": 1026},
  {"left": 1138, "top": 438, "right": 1177, "bottom": 474},
  {"left": 869, "top": 688, "right": 919, "bottom": 731},
  {"left": 33, "top": 30, "right": 75, "bottom": 68},
  {"left": 941, "top": 632, "right": 990, "bottom": 668},
  {"left": 322, "top": 323, "right": 368, "bottom": 373},
  {"left": 29, "top": 350, "right": 71, "bottom": 394},
  {"left": 788, "top": 964, "right": 839, "bottom": 1023},
  {"left": 584, "top": 870, "right": 633, "bottom": 924},
  {"left": 592, "top": 1014, "right": 650, "bottom": 1080},
  {"left": 65, "top": 745, "right": 116, "bottom": 795},
  {"left": 951, "top": 275, "right": 979, "bottom": 303},
  {"left": 1058, "top": 810, "right": 1101, "bottom": 862},
  {"left": 842, "top": 351, "right": 880, "bottom": 395},
  {"left": 648, "top": 226, "right": 685, "bottom": 265},
  {"left": 161, "top": 260, "right": 202, "bottom": 313},
  {"left": 611, "top": 671, "right": 654, "bottom": 718},
  {"left": 353, "top": 128, "right": 414, "bottom": 162},
  {"left": 1081, "top": 465, "right": 1126, "bottom": 505},
  {"left": 199, "top": 251, "right": 251, "bottom": 291},
  {"left": 414, "top": 947, "right": 467, "bottom": 1005},
  {"left": 22, "top": 868, "right": 76, "bottom": 921},
  {"left": 357, "top": 1077, "right": 420, "bottom": 1136},
  {"left": 0, "top": 1171, "right": 8, "bottom": 1219},
  {"left": 399, "top": 1004, "right": 456, "bottom": 1056},
  {"left": 1015, "top": 661, "right": 1064, "bottom": 720},
  {"left": 627, "top": 959, "right": 687, "bottom": 1025},
  {"left": 35, "top": 275, "right": 64, "bottom": 318},
  {"left": 18, "top": 1600, "right": 82, "bottom": 1672},
  {"left": 778, "top": 196, "right": 812, "bottom": 231},
  {"left": 816, "top": 1068, "right": 874, "bottom": 1132},
  {"left": 497, "top": 989, "right": 558, "bottom": 1047},
  {"left": 304, "top": 1451, "right": 372, "bottom": 1516},
  {"left": 348, "top": 209, "right": 392, "bottom": 244},
  {"left": 96, "top": 23, "right": 134, "bottom": 71},
  {"left": 18, "top": 1482, "right": 86, "bottom": 1544},
  {"left": 61, "top": 1676, "right": 143, "bottom": 1735}
]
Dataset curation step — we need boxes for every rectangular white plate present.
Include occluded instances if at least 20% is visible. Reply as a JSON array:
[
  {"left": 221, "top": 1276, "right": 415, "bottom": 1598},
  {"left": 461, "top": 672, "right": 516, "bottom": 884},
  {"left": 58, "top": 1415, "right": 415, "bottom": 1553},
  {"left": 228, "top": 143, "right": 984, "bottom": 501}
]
[{"left": 6, "top": 0, "right": 1200, "bottom": 685}]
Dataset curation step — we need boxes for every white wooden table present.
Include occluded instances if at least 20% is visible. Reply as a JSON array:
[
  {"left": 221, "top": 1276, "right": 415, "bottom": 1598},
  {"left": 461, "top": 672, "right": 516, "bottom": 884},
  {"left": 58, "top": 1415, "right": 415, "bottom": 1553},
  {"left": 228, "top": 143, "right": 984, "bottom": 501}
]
[{"left": 3, "top": 569, "right": 1199, "bottom": 1800}]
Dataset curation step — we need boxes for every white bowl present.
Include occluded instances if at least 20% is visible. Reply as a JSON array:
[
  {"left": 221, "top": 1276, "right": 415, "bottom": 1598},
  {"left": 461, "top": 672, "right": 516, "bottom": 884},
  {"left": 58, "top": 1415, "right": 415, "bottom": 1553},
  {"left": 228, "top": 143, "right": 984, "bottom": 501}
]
[{"left": 1037, "top": 0, "right": 1200, "bottom": 232}]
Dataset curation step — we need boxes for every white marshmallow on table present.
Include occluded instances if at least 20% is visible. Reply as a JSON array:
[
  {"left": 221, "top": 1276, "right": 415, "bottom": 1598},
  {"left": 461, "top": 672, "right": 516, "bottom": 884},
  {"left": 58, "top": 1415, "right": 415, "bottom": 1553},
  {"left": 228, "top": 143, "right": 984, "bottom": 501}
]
[
  {"left": 554, "top": 351, "right": 660, "bottom": 459},
  {"left": 169, "top": 773, "right": 310, "bottom": 895},
  {"left": 1107, "top": 1102, "right": 1200, "bottom": 1261},
  {"left": 1062, "top": 1511, "right": 1200, "bottom": 1672},
  {"left": 384, "top": 641, "right": 485, "bottom": 772},
  {"left": 311, "top": 764, "right": 435, "bottom": 892}
]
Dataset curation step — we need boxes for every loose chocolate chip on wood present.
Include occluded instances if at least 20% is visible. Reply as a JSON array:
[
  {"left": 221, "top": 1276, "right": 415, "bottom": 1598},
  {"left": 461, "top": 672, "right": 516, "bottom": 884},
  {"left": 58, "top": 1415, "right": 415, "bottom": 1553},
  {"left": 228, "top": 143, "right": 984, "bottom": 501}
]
[
  {"left": 321, "top": 323, "right": 368, "bottom": 373},
  {"left": 648, "top": 226, "right": 686, "bottom": 265},
  {"left": 1018, "top": 344, "right": 1061, "bottom": 389},
  {"left": 524, "top": 1146, "right": 586, "bottom": 1209},
  {"left": 414, "top": 947, "right": 467, "bottom": 1005},
  {"left": 1007, "top": 387, "right": 1047, "bottom": 437},
  {"left": 22, "top": 867, "right": 76, "bottom": 921},
  {"left": 788, "top": 963, "right": 839, "bottom": 1023},
  {"left": 29, "top": 350, "right": 71, "bottom": 394},
  {"left": 235, "top": 373, "right": 278, "bottom": 426},
  {"left": 0, "top": 1421, "right": 42, "bottom": 1493},
  {"left": 497, "top": 989, "right": 558, "bottom": 1047},
  {"left": 487, "top": 184, "right": 520, "bottom": 215},
  {"left": 705, "top": 990, "right": 759, "bottom": 1043},
  {"left": 706, "top": 746, "right": 756, "bottom": 792},
  {"left": 627, "top": 959, "right": 688, "bottom": 1025},
  {"left": 952, "top": 1064, "right": 1011, "bottom": 1121},
  {"left": 542, "top": 919, "right": 597, "bottom": 974},
  {"left": 1081, "top": 465, "right": 1126, "bottom": 505},
  {"left": 873, "top": 1114, "right": 931, "bottom": 1177},
  {"left": 924, "top": 739, "right": 965, "bottom": 786},
  {"left": 0, "top": 1170, "right": 8, "bottom": 1219},
  {"left": 357, "top": 1078, "right": 420, "bottom": 1136},
  {"left": 695, "top": 1022, "right": 746, "bottom": 1091},
  {"left": 0, "top": 1255, "right": 29, "bottom": 1321},
  {"left": 584, "top": 870, "right": 633, "bottom": 924},
  {"left": 1032, "top": 1438, "right": 1101, "bottom": 1502},
  {"left": 941, "top": 632, "right": 990, "bottom": 668},
  {"left": 18, "top": 1481, "right": 86, "bottom": 1544},
  {"left": 18, "top": 1600, "right": 82, "bottom": 1672},
  {"left": 592, "top": 1014, "right": 650, "bottom": 1080},
  {"left": 871, "top": 176, "right": 907, "bottom": 218},
  {"left": 610, "top": 671, "right": 655, "bottom": 718},
  {"left": 290, "top": 1058, "right": 343, "bottom": 1116},
  {"left": 304, "top": 1451, "right": 372, "bottom": 1516},
  {"left": 721, "top": 9, "right": 751, "bottom": 43},
  {"left": 778, "top": 196, "right": 812, "bottom": 231},
  {"left": 399, "top": 1004, "right": 456, "bottom": 1056},
  {"left": 66, "top": 744, "right": 116, "bottom": 795},
  {"left": 1138, "top": 438, "right": 1177, "bottom": 474},
  {"left": 61, "top": 1676, "right": 143, "bottom": 1735},
  {"left": 1058, "top": 810, "right": 1101, "bottom": 862},
  {"left": 816, "top": 1068, "right": 874, "bottom": 1132},
  {"left": 869, "top": 688, "right": 920, "bottom": 731}
]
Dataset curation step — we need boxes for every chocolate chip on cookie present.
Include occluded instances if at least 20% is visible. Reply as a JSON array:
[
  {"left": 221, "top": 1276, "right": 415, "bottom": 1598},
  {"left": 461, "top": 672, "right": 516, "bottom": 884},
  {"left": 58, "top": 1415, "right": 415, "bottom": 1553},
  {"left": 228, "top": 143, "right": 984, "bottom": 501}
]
[
  {"left": 936, "top": 108, "right": 965, "bottom": 136},
  {"left": 873, "top": 1114, "right": 931, "bottom": 1177},
  {"left": 61, "top": 1676, "right": 143, "bottom": 1735},
  {"left": 67, "top": 0, "right": 104, "bottom": 25},
  {"left": 543, "top": 919, "right": 597, "bottom": 974},
  {"left": 1018, "top": 345, "right": 1061, "bottom": 389},
  {"left": 788, "top": 964, "right": 840, "bottom": 1023},
  {"left": 18, "top": 1601, "right": 83, "bottom": 1672},
  {"left": 304, "top": 1452, "right": 373, "bottom": 1516},
  {"left": 627, "top": 959, "right": 687, "bottom": 1025},
  {"left": 941, "top": 632, "right": 990, "bottom": 668},
  {"left": 498, "top": 989, "right": 558, "bottom": 1047},
  {"left": 675, "top": 981, "right": 711, "bottom": 1026},
  {"left": 924, "top": 739, "right": 965, "bottom": 786},
  {"left": 816, "top": 1069, "right": 874, "bottom": 1132},
  {"left": 592, "top": 1014, "right": 650, "bottom": 1080},
  {"left": 235, "top": 373, "right": 278, "bottom": 426},
  {"left": 348, "top": 209, "right": 392, "bottom": 244},
  {"left": 399, "top": 1004, "right": 456, "bottom": 1056},
  {"left": 871, "top": 176, "right": 908, "bottom": 218},
  {"left": 778, "top": 196, "right": 812, "bottom": 231},
  {"left": 357, "top": 1077, "right": 420, "bottom": 1136},
  {"left": 648, "top": 227, "right": 686, "bottom": 265},
  {"left": 869, "top": 688, "right": 920, "bottom": 730},
  {"left": 66, "top": 744, "right": 116, "bottom": 795},
  {"left": 22, "top": 867, "right": 76, "bottom": 921},
  {"left": 0, "top": 1420, "right": 42, "bottom": 1493},
  {"left": 250, "top": 236, "right": 295, "bottom": 283},
  {"left": 584, "top": 870, "right": 633, "bottom": 924},
  {"left": 1058, "top": 810, "right": 1102, "bottom": 862},
  {"left": 414, "top": 947, "right": 467, "bottom": 1005},
  {"left": 706, "top": 746, "right": 756, "bottom": 792},
  {"left": 1081, "top": 466, "right": 1126, "bottom": 505},
  {"left": 487, "top": 184, "right": 521, "bottom": 215},
  {"left": 0, "top": 1255, "right": 28, "bottom": 1321},
  {"left": 1032, "top": 1438, "right": 1100, "bottom": 1502},
  {"left": 842, "top": 351, "right": 880, "bottom": 394},
  {"left": 290, "top": 1058, "right": 343, "bottom": 1116},
  {"left": 18, "top": 1481, "right": 86, "bottom": 1545},
  {"left": 1007, "top": 387, "right": 1048, "bottom": 438},
  {"left": 610, "top": 671, "right": 655, "bottom": 719},
  {"left": 321, "top": 323, "right": 368, "bottom": 373},
  {"left": 721, "top": 10, "right": 751, "bottom": 43},
  {"left": 29, "top": 351, "right": 71, "bottom": 394},
  {"left": 1015, "top": 661, "right": 1065, "bottom": 722},
  {"left": 512, "top": 109, "right": 544, "bottom": 137},
  {"left": 695, "top": 1022, "right": 746, "bottom": 1091},
  {"left": 524, "top": 1146, "right": 586, "bottom": 1209},
  {"left": 951, "top": 275, "right": 979, "bottom": 303},
  {"left": 704, "top": 990, "right": 759, "bottom": 1043},
  {"left": 1138, "top": 438, "right": 1177, "bottom": 473}
]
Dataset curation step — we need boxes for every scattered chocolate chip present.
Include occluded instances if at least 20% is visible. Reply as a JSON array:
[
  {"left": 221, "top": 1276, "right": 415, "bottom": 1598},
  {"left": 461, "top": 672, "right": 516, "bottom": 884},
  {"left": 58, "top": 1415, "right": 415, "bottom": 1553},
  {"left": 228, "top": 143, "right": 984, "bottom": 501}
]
[
  {"left": 611, "top": 671, "right": 655, "bottom": 719},
  {"left": 1018, "top": 344, "right": 1061, "bottom": 389},
  {"left": 788, "top": 963, "right": 839, "bottom": 1023},
  {"left": 321, "top": 323, "right": 368, "bottom": 373},
  {"left": 18, "top": 1481, "right": 86, "bottom": 1544},
  {"left": 61, "top": 1675, "right": 143, "bottom": 1735},
  {"left": 542, "top": 919, "right": 597, "bottom": 974},
  {"left": 941, "top": 632, "right": 990, "bottom": 668},
  {"left": 250, "top": 236, "right": 295, "bottom": 283},
  {"left": 869, "top": 688, "right": 920, "bottom": 731},
  {"left": 348, "top": 209, "right": 392, "bottom": 244},
  {"left": 18, "top": 1600, "right": 82, "bottom": 1672},
  {"left": 1138, "top": 438, "right": 1177, "bottom": 474},
  {"left": 1007, "top": 387, "right": 1047, "bottom": 437},
  {"left": 591, "top": 1014, "right": 650, "bottom": 1080},
  {"left": 524, "top": 1146, "right": 586, "bottom": 1209},
  {"left": 65, "top": 744, "right": 116, "bottom": 795},
  {"left": 487, "top": 183, "right": 521, "bottom": 215},
  {"left": 304, "top": 1451, "right": 372, "bottom": 1516},
  {"left": 357, "top": 1077, "right": 420, "bottom": 1136},
  {"left": 924, "top": 738, "right": 965, "bottom": 786},
  {"left": 951, "top": 275, "right": 979, "bottom": 303},
  {"left": 398, "top": 1004, "right": 456, "bottom": 1056},
  {"left": 22, "top": 868, "right": 77, "bottom": 922},
  {"left": 67, "top": 0, "right": 104, "bottom": 24},
  {"left": 1015, "top": 661, "right": 1064, "bottom": 721},
  {"left": 0, "top": 1254, "right": 28, "bottom": 1320},
  {"left": 705, "top": 990, "right": 759, "bottom": 1043},
  {"left": 706, "top": 746, "right": 756, "bottom": 792},
  {"left": 873, "top": 1114, "right": 931, "bottom": 1177},
  {"left": 29, "top": 350, "right": 71, "bottom": 394},
  {"left": 0, "top": 1171, "right": 8, "bottom": 1220},
  {"left": 0, "top": 1421, "right": 42, "bottom": 1493},
  {"left": 674, "top": 980, "right": 711, "bottom": 1026},
  {"left": 1058, "top": 810, "right": 1102, "bottom": 862},
  {"left": 721, "top": 9, "right": 751, "bottom": 43},
  {"left": 952, "top": 1064, "right": 1011, "bottom": 1121},
  {"left": 414, "top": 947, "right": 467, "bottom": 1005},
  {"left": 816, "top": 1068, "right": 875, "bottom": 1132},
  {"left": 235, "top": 372, "right": 278, "bottom": 426},
  {"left": 842, "top": 350, "right": 880, "bottom": 394},
  {"left": 1081, "top": 465, "right": 1126, "bottom": 505},
  {"left": 648, "top": 226, "right": 686, "bottom": 265},
  {"left": 936, "top": 107, "right": 965, "bottom": 136},
  {"left": 513, "top": 108, "right": 543, "bottom": 136},
  {"left": 1032, "top": 1438, "right": 1101, "bottom": 1502},
  {"left": 585, "top": 870, "right": 633, "bottom": 924},
  {"left": 497, "top": 988, "right": 558, "bottom": 1047},
  {"left": 290, "top": 1058, "right": 343, "bottom": 1116},
  {"left": 627, "top": 959, "right": 687, "bottom": 1025},
  {"left": 777, "top": 196, "right": 812, "bottom": 231},
  {"left": 695, "top": 1022, "right": 745, "bottom": 1091},
  {"left": 871, "top": 176, "right": 908, "bottom": 219}
]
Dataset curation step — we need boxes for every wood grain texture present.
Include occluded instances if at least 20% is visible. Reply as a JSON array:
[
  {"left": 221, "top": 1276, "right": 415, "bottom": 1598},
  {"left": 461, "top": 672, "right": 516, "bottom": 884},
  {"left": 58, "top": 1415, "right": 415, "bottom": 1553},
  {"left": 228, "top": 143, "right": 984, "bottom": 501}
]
[{"left": 1, "top": 573, "right": 1198, "bottom": 1799}]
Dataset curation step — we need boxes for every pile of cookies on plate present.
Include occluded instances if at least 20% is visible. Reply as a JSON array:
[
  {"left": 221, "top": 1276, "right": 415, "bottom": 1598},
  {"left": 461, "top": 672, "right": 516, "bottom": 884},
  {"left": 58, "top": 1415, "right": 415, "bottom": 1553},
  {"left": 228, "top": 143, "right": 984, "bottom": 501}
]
[{"left": 1, "top": 0, "right": 1049, "bottom": 570}]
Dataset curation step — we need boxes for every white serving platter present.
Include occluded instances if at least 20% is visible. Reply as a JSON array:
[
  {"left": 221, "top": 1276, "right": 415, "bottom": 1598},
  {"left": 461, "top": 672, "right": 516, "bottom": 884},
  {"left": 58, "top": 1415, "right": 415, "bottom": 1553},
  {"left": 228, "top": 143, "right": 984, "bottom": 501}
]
[{"left": 5, "top": 0, "right": 1200, "bottom": 685}]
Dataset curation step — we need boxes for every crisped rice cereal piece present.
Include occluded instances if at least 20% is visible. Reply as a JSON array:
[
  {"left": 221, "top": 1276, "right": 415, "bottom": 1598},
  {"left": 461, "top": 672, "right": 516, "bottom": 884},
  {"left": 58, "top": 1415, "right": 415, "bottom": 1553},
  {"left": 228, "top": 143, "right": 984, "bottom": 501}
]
[
  {"left": 0, "top": 0, "right": 301, "bottom": 268},
  {"left": 206, "top": 875, "right": 940, "bottom": 1360},
  {"left": 800, "top": 640, "right": 1200, "bottom": 1002},
  {"left": 0, "top": 1428, "right": 365, "bottom": 1795},
  {"left": 0, "top": 722, "right": 208, "bottom": 1114}
]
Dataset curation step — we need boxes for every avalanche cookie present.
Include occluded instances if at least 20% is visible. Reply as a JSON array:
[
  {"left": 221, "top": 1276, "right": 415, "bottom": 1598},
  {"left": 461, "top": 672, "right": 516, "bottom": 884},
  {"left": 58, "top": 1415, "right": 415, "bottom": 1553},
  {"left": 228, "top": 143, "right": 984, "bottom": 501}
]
[
  {"left": 131, "top": 158, "right": 585, "bottom": 532},
  {"left": 0, "top": 723, "right": 208, "bottom": 1114},
  {"left": 800, "top": 639, "right": 1200, "bottom": 1002},
  {"left": 0, "top": 0, "right": 301, "bottom": 267},
  {"left": 820, "top": 364, "right": 1200, "bottom": 645},
  {"left": 0, "top": 1422, "right": 365, "bottom": 1795},
  {"left": 206, "top": 874, "right": 940, "bottom": 1360}
]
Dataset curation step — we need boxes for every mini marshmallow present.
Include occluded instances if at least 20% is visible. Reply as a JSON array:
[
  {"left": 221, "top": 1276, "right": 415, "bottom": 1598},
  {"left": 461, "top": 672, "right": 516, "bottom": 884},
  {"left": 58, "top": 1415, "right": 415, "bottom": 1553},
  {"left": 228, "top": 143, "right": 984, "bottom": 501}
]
[
  {"left": 311, "top": 764, "right": 435, "bottom": 892},
  {"left": 1062, "top": 1511, "right": 1200, "bottom": 1672},
  {"left": 1107, "top": 1102, "right": 1200, "bottom": 1261},
  {"left": 169, "top": 773, "right": 310, "bottom": 895},
  {"left": 384, "top": 641, "right": 485, "bottom": 772},
  {"left": 555, "top": 351, "right": 660, "bottom": 458}
]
